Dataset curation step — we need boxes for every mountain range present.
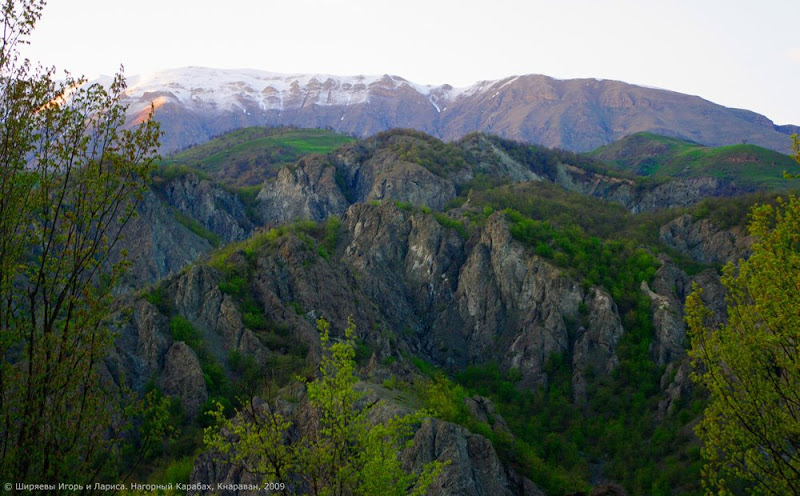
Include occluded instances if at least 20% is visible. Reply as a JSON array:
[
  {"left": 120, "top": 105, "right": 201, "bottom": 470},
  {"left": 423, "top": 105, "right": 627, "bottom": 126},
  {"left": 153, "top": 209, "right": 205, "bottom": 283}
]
[{"left": 117, "top": 67, "right": 797, "bottom": 155}]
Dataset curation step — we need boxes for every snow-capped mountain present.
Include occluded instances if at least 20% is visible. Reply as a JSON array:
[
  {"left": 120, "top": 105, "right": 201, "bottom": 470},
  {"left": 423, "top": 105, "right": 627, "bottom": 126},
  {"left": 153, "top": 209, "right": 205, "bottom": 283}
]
[
  {"left": 117, "top": 67, "right": 796, "bottom": 154},
  {"left": 124, "top": 67, "right": 465, "bottom": 114}
]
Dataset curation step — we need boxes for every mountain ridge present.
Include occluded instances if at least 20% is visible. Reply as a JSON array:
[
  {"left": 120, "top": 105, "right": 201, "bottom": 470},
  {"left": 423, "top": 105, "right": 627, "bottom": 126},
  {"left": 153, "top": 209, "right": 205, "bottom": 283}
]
[
  {"left": 107, "top": 125, "right": 785, "bottom": 494},
  {"left": 115, "top": 67, "right": 797, "bottom": 155}
]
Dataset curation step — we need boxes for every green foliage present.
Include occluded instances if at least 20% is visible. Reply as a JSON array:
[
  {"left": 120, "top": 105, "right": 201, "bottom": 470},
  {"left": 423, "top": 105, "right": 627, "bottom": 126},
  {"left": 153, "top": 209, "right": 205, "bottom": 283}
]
[
  {"left": 127, "top": 390, "right": 178, "bottom": 463},
  {"left": 0, "top": 0, "right": 162, "bottom": 484},
  {"left": 143, "top": 284, "right": 174, "bottom": 314},
  {"left": 205, "top": 317, "right": 446, "bottom": 495},
  {"left": 169, "top": 316, "right": 200, "bottom": 346},
  {"left": 376, "top": 129, "right": 471, "bottom": 179},
  {"left": 288, "top": 301, "right": 305, "bottom": 315},
  {"left": 209, "top": 217, "right": 341, "bottom": 272},
  {"left": 242, "top": 311, "right": 267, "bottom": 330},
  {"left": 411, "top": 360, "right": 588, "bottom": 495},
  {"left": 590, "top": 131, "right": 800, "bottom": 189},
  {"left": 162, "top": 456, "right": 194, "bottom": 485},
  {"left": 503, "top": 209, "right": 660, "bottom": 302},
  {"left": 467, "top": 180, "right": 689, "bottom": 247},
  {"left": 319, "top": 215, "right": 341, "bottom": 260},
  {"left": 687, "top": 194, "right": 800, "bottom": 494},
  {"left": 433, "top": 212, "right": 468, "bottom": 238},
  {"left": 691, "top": 191, "right": 782, "bottom": 230},
  {"left": 160, "top": 127, "right": 355, "bottom": 187},
  {"left": 452, "top": 358, "right": 700, "bottom": 495},
  {"left": 172, "top": 210, "right": 221, "bottom": 247}
]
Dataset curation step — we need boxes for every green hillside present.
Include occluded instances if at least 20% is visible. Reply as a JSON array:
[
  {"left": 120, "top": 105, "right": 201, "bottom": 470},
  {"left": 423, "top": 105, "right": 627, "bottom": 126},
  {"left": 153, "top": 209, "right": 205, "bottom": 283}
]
[
  {"left": 589, "top": 132, "right": 800, "bottom": 189},
  {"left": 160, "top": 127, "right": 356, "bottom": 187}
]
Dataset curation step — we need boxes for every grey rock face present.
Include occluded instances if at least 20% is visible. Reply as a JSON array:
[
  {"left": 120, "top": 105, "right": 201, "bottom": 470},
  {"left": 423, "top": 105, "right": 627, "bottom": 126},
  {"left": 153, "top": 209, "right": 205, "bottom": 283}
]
[
  {"left": 342, "top": 207, "right": 623, "bottom": 391},
  {"left": 402, "top": 418, "right": 544, "bottom": 496},
  {"left": 659, "top": 214, "right": 752, "bottom": 264},
  {"left": 556, "top": 168, "right": 741, "bottom": 212},
  {"left": 257, "top": 155, "right": 349, "bottom": 224},
  {"left": 343, "top": 148, "right": 458, "bottom": 210},
  {"left": 572, "top": 289, "right": 624, "bottom": 403},
  {"left": 160, "top": 173, "right": 255, "bottom": 242},
  {"left": 115, "top": 202, "right": 639, "bottom": 425},
  {"left": 107, "top": 300, "right": 170, "bottom": 393},
  {"left": 255, "top": 138, "right": 460, "bottom": 226},
  {"left": 643, "top": 261, "right": 689, "bottom": 367},
  {"left": 657, "top": 360, "right": 694, "bottom": 420},
  {"left": 115, "top": 189, "right": 211, "bottom": 292},
  {"left": 641, "top": 256, "right": 728, "bottom": 419},
  {"left": 160, "top": 342, "right": 208, "bottom": 417},
  {"left": 629, "top": 177, "right": 738, "bottom": 213}
]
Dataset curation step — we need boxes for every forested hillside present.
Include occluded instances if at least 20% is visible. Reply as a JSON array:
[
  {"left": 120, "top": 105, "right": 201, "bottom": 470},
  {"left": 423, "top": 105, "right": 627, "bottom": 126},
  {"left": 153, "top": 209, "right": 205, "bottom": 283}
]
[{"left": 99, "top": 127, "right": 799, "bottom": 495}]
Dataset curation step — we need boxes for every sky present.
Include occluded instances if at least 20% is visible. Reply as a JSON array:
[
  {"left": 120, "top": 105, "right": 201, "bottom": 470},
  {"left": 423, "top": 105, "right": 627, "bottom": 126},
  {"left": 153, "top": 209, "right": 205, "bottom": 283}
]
[{"left": 22, "top": 0, "right": 800, "bottom": 125}]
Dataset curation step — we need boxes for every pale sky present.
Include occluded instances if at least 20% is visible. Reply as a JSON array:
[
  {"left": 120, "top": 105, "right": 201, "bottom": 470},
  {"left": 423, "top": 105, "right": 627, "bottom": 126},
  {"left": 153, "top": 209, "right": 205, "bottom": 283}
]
[{"left": 22, "top": 0, "right": 800, "bottom": 125}]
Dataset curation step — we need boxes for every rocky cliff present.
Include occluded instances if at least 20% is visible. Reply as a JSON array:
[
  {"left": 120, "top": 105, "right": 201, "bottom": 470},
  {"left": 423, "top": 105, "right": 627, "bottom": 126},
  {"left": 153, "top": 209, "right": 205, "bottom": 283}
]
[
  {"left": 113, "top": 130, "right": 760, "bottom": 297},
  {"left": 659, "top": 214, "right": 752, "bottom": 265},
  {"left": 251, "top": 131, "right": 747, "bottom": 230},
  {"left": 101, "top": 125, "right": 771, "bottom": 494},
  {"left": 115, "top": 203, "right": 630, "bottom": 405}
]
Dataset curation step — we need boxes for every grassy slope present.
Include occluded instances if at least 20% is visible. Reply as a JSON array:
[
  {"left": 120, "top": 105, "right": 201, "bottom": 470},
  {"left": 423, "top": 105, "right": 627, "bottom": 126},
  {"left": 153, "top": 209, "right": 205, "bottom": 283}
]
[
  {"left": 589, "top": 132, "right": 800, "bottom": 189},
  {"left": 160, "top": 127, "right": 355, "bottom": 187}
]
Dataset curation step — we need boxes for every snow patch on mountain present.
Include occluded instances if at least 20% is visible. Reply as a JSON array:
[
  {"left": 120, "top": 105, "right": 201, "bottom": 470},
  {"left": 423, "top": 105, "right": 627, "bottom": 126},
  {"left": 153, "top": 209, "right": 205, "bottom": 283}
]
[{"left": 116, "top": 66, "right": 482, "bottom": 117}]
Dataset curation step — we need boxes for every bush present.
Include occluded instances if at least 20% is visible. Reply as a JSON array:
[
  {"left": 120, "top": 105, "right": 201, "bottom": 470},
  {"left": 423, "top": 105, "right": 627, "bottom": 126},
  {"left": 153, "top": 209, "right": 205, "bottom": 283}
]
[{"left": 169, "top": 316, "right": 200, "bottom": 347}]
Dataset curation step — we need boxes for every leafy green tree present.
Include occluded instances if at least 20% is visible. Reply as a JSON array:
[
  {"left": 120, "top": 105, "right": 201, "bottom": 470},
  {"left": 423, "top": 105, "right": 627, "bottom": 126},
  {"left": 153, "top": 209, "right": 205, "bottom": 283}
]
[
  {"left": 0, "top": 0, "right": 161, "bottom": 485},
  {"left": 205, "top": 317, "right": 445, "bottom": 495},
  {"left": 686, "top": 194, "right": 800, "bottom": 495}
]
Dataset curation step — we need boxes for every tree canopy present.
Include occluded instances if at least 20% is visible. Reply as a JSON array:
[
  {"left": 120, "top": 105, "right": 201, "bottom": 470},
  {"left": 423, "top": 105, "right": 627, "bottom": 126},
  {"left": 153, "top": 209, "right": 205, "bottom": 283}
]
[
  {"left": 0, "top": 0, "right": 161, "bottom": 484},
  {"left": 686, "top": 192, "right": 800, "bottom": 494},
  {"left": 205, "top": 317, "right": 445, "bottom": 496}
]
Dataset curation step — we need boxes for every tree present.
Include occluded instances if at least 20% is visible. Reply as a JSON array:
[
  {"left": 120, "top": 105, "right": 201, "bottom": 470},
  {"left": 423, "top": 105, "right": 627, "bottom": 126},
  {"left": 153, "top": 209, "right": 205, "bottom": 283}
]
[
  {"left": 205, "top": 317, "right": 445, "bottom": 496},
  {"left": 0, "top": 0, "right": 160, "bottom": 485},
  {"left": 686, "top": 194, "right": 800, "bottom": 495}
]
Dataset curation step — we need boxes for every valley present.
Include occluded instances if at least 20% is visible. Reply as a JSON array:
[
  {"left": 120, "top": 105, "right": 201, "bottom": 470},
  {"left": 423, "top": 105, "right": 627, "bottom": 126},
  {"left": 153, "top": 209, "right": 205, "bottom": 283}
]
[
  {"left": 106, "top": 126, "right": 798, "bottom": 494},
  {"left": 4, "top": 2, "right": 799, "bottom": 494}
]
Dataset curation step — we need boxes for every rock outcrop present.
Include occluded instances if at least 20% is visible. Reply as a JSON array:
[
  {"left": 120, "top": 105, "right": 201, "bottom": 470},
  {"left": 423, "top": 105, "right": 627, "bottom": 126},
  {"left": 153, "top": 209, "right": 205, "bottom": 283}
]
[
  {"left": 571, "top": 289, "right": 625, "bottom": 403},
  {"left": 159, "top": 172, "right": 255, "bottom": 243},
  {"left": 115, "top": 189, "right": 212, "bottom": 292},
  {"left": 160, "top": 342, "right": 208, "bottom": 417},
  {"left": 659, "top": 214, "right": 752, "bottom": 264},
  {"left": 555, "top": 166, "right": 741, "bottom": 212},
  {"left": 402, "top": 418, "right": 544, "bottom": 496},
  {"left": 257, "top": 155, "right": 350, "bottom": 224},
  {"left": 256, "top": 136, "right": 462, "bottom": 225},
  {"left": 115, "top": 203, "right": 632, "bottom": 422},
  {"left": 641, "top": 256, "right": 728, "bottom": 419}
]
